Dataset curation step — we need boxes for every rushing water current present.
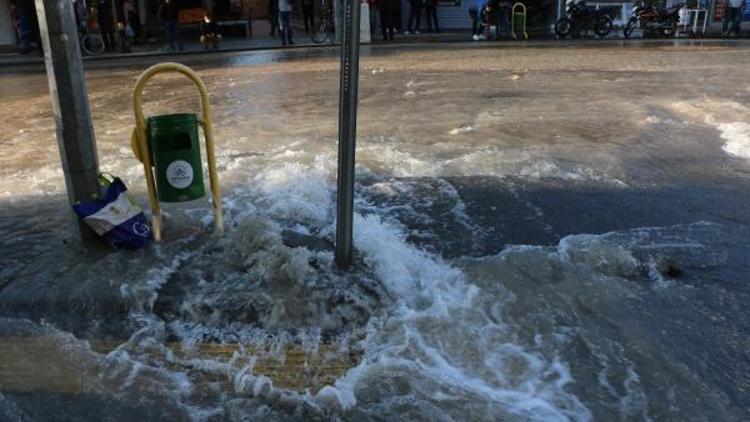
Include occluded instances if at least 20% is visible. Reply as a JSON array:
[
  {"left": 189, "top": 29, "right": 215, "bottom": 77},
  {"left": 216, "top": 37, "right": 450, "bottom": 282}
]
[{"left": 1, "top": 41, "right": 750, "bottom": 421}]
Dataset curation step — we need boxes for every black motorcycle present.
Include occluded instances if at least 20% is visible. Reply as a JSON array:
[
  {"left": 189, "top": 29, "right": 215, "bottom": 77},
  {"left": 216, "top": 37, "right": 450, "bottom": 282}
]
[
  {"left": 623, "top": 1, "right": 684, "bottom": 38},
  {"left": 555, "top": 0, "right": 614, "bottom": 38}
]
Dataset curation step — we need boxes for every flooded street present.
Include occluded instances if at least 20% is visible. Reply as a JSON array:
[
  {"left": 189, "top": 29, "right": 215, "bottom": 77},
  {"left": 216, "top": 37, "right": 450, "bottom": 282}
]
[{"left": 1, "top": 40, "right": 750, "bottom": 421}]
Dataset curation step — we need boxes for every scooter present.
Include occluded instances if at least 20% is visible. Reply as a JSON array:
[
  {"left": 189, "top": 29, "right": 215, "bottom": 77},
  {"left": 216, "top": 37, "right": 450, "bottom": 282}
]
[
  {"left": 623, "top": 1, "right": 684, "bottom": 39},
  {"left": 555, "top": 0, "right": 614, "bottom": 39}
]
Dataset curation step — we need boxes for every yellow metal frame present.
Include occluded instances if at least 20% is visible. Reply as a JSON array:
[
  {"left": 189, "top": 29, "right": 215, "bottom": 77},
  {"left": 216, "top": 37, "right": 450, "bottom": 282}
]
[
  {"left": 130, "top": 62, "right": 223, "bottom": 241},
  {"left": 511, "top": 3, "right": 528, "bottom": 40}
]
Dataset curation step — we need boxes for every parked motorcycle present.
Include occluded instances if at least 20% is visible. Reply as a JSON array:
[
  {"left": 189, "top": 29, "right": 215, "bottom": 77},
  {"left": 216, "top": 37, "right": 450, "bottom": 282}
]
[
  {"left": 555, "top": 0, "right": 614, "bottom": 39},
  {"left": 623, "top": 1, "right": 684, "bottom": 38}
]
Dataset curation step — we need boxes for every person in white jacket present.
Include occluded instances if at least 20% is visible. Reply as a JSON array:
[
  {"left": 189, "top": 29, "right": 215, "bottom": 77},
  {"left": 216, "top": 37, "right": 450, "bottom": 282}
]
[
  {"left": 723, "top": 0, "right": 744, "bottom": 36},
  {"left": 279, "top": 0, "right": 294, "bottom": 45}
]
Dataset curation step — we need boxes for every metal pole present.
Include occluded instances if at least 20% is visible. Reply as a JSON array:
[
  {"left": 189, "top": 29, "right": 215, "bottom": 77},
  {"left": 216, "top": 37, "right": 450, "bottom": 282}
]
[
  {"left": 35, "top": 0, "right": 102, "bottom": 235},
  {"left": 335, "top": 0, "right": 361, "bottom": 269}
]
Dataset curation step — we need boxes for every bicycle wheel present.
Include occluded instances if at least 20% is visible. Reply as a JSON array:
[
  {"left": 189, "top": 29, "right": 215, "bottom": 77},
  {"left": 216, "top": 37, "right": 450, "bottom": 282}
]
[
  {"left": 311, "top": 20, "right": 330, "bottom": 44},
  {"left": 82, "top": 33, "right": 105, "bottom": 56},
  {"left": 555, "top": 18, "right": 572, "bottom": 38},
  {"left": 594, "top": 15, "right": 613, "bottom": 38}
]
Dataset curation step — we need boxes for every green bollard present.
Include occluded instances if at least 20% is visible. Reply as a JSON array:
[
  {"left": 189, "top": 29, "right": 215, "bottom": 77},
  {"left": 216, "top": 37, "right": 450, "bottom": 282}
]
[{"left": 148, "top": 113, "right": 206, "bottom": 202}]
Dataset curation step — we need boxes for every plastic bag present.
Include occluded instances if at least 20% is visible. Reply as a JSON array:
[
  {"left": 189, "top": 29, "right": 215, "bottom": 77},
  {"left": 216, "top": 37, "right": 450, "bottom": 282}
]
[
  {"left": 125, "top": 24, "right": 135, "bottom": 38},
  {"left": 73, "top": 176, "right": 152, "bottom": 249}
]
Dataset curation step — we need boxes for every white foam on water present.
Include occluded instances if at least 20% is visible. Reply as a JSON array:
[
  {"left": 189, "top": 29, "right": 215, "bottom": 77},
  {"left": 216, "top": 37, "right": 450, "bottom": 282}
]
[
  {"left": 671, "top": 100, "right": 750, "bottom": 161},
  {"left": 357, "top": 142, "right": 625, "bottom": 185},
  {"left": 82, "top": 151, "right": 590, "bottom": 419},
  {"left": 224, "top": 157, "right": 594, "bottom": 419},
  {"left": 449, "top": 125, "right": 477, "bottom": 135},
  {"left": 716, "top": 122, "right": 750, "bottom": 160}
]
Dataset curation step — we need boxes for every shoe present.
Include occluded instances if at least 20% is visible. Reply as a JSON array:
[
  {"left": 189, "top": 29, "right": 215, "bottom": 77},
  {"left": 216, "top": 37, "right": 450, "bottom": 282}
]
[
  {"left": 472, "top": 34, "right": 479, "bottom": 40},
  {"left": 404, "top": 30, "right": 410, "bottom": 34},
  {"left": 289, "top": 41, "right": 295, "bottom": 45},
  {"left": 478, "top": 34, "right": 486, "bottom": 40},
  {"left": 415, "top": 30, "right": 420, "bottom": 34}
]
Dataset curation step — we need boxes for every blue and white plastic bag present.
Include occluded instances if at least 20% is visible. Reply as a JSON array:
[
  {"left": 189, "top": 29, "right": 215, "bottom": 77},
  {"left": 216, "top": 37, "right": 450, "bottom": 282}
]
[{"left": 73, "top": 177, "right": 152, "bottom": 248}]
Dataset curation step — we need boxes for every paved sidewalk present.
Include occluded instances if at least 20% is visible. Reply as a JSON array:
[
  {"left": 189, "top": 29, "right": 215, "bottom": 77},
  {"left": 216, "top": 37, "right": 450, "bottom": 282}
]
[{"left": 1, "top": 21, "right": 747, "bottom": 68}]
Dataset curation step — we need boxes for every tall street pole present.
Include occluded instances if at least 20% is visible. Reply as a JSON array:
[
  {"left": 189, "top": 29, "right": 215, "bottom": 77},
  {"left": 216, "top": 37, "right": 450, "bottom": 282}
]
[
  {"left": 35, "top": 0, "right": 101, "bottom": 236},
  {"left": 335, "top": 0, "right": 361, "bottom": 269}
]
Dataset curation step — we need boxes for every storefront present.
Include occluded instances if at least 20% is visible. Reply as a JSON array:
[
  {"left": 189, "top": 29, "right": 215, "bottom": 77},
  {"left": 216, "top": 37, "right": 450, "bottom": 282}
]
[
  {"left": 0, "top": 0, "right": 16, "bottom": 49},
  {"left": 399, "top": 0, "right": 557, "bottom": 31}
]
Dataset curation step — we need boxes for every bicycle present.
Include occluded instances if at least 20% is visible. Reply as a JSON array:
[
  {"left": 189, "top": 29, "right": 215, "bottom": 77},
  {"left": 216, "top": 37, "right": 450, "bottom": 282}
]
[
  {"left": 81, "top": 32, "right": 106, "bottom": 56},
  {"left": 79, "top": 16, "right": 105, "bottom": 56},
  {"left": 311, "top": 0, "right": 335, "bottom": 44}
]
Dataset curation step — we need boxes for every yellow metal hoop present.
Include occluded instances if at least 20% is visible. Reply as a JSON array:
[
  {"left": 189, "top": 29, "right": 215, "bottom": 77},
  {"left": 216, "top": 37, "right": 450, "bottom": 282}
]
[
  {"left": 511, "top": 3, "right": 528, "bottom": 40},
  {"left": 131, "top": 62, "right": 223, "bottom": 241}
]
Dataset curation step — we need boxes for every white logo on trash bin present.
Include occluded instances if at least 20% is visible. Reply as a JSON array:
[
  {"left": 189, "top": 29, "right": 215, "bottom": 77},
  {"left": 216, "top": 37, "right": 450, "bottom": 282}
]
[
  {"left": 166, "top": 160, "right": 194, "bottom": 189},
  {"left": 132, "top": 221, "right": 151, "bottom": 237}
]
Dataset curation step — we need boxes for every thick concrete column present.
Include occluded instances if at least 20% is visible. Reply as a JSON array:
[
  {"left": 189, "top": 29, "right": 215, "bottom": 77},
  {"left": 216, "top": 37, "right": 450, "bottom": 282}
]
[
  {"left": 35, "top": 0, "right": 101, "bottom": 213},
  {"left": 334, "top": 0, "right": 342, "bottom": 42},
  {"left": 360, "top": 2, "right": 371, "bottom": 43}
]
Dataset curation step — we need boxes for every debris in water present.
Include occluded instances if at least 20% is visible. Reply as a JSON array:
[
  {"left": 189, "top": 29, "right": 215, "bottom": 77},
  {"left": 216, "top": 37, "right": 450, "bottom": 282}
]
[{"left": 657, "top": 259, "right": 682, "bottom": 278}]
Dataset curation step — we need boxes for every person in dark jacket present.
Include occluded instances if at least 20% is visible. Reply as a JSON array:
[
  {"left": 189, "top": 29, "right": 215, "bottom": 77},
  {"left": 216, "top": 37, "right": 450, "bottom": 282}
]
[
  {"left": 74, "top": 0, "right": 90, "bottom": 36},
  {"left": 488, "top": 0, "right": 509, "bottom": 40},
  {"left": 405, "top": 0, "right": 423, "bottom": 34},
  {"left": 159, "top": 0, "right": 182, "bottom": 51},
  {"left": 267, "top": 0, "right": 278, "bottom": 36},
  {"left": 424, "top": 0, "right": 439, "bottom": 32},
  {"left": 301, "top": 0, "right": 314, "bottom": 32},
  {"left": 723, "top": 0, "right": 744, "bottom": 36},
  {"left": 380, "top": 0, "right": 396, "bottom": 40},
  {"left": 97, "top": 0, "right": 115, "bottom": 50},
  {"left": 200, "top": 12, "right": 221, "bottom": 49},
  {"left": 11, "top": 1, "right": 33, "bottom": 53}
]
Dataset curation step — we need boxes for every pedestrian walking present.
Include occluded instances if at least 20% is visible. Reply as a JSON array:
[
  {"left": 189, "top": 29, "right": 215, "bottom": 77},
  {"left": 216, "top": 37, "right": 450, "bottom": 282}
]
[
  {"left": 159, "top": 0, "right": 182, "bottom": 52},
  {"left": 405, "top": 0, "right": 423, "bottom": 34},
  {"left": 424, "top": 0, "right": 439, "bottom": 32},
  {"left": 123, "top": 0, "right": 141, "bottom": 42},
  {"left": 97, "top": 0, "right": 115, "bottom": 50},
  {"left": 380, "top": 0, "right": 397, "bottom": 40},
  {"left": 368, "top": 0, "right": 381, "bottom": 39},
  {"left": 488, "top": 0, "right": 509, "bottom": 40},
  {"left": 75, "top": 0, "right": 90, "bottom": 36},
  {"left": 279, "top": 0, "right": 294, "bottom": 45},
  {"left": 468, "top": 0, "right": 486, "bottom": 40},
  {"left": 268, "top": 0, "right": 279, "bottom": 36},
  {"left": 302, "top": 0, "right": 314, "bottom": 32},
  {"left": 723, "top": 0, "right": 744, "bottom": 36},
  {"left": 10, "top": 1, "right": 33, "bottom": 53}
]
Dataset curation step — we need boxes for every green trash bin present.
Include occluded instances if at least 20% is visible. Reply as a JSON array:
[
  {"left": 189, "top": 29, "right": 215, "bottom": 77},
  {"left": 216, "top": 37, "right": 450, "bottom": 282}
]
[
  {"left": 148, "top": 113, "right": 206, "bottom": 203},
  {"left": 513, "top": 13, "right": 525, "bottom": 36}
]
